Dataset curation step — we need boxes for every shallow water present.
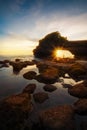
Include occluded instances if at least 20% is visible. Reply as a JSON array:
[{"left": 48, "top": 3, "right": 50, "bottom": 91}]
[{"left": 0, "top": 56, "right": 87, "bottom": 129}]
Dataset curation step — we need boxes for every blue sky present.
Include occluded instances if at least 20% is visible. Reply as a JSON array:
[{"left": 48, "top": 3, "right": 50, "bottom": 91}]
[{"left": 0, "top": 0, "right": 87, "bottom": 55}]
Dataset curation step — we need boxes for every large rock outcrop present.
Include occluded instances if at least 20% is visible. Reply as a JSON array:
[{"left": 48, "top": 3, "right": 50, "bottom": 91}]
[
  {"left": 39, "top": 105, "right": 75, "bottom": 130},
  {"left": 68, "top": 81, "right": 87, "bottom": 98}
]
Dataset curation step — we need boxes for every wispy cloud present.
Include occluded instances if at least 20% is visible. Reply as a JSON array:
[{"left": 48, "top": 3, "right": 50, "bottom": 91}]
[
  {"left": 5, "top": 10, "right": 87, "bottom": 40},
  {"left": 6, "top": 33, "right": 39, "bottom": 42},
  {"left": 1, "top": 0, "right": 87, "bottom": 40}
]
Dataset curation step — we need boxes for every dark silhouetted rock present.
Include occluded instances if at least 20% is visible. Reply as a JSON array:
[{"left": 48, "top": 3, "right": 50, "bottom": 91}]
[
  {"left": 62, "top": 83, "right": 72, "bottom": 88},
  {"left": 23, "top": 83, "right": 36, "bottom": 94},
  {"left": 68, "top": 82, "right": 87, "bottom": 98},
  {"left": 43, "top": 84, "right": 57, "bottom": 92},
  {"left": 10, "top": 60, "right": 35, "bottom": 73},
  {"left": 0, "top": 63, "right": 9, "bottom": 68},
  {"left": 74, "top": 98, "right": 87, "bottom": 115},
  {"left": 10, "top": 61, "right": 25, "bottom": 72},
  {"left": 23, "top": 71, "right": 37, "bottom": 80},
  {"left": 39, "top": 105, "right": 75, "bottom": 130},
  {"left": 0, "top": 61, "right": 4, "bottom": 64},
  {"left": 15, "top": 58, "right": 21, "bottom": 62},
  {"left": 33, "top": 92, "right": 49, "bottom": 103},
  {"left": 3, "top": 60, "right": 10, "bottom": 63}
]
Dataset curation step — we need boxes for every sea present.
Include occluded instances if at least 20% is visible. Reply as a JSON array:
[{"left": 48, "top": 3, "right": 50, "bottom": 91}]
[{"left": 0, "top": 54, "right": 87, "bottom": 129}]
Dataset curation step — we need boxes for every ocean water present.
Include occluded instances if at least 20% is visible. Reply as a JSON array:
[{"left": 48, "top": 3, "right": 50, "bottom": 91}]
[
  {"left": 0, "top": 55, "right": 34, "bottom": 61},
  {"left": 0, "top": 54, "right": 87, "bottom": 129},
  {"left": 0, "top": 54, "right": 78, "bottom": 101}
]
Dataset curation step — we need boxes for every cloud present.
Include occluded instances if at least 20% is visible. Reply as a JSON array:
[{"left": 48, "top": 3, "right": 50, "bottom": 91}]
[
  {"left": 6, "top": 33, "right": 39, "bottom": 42},
  {"left": 5, "top": 10, "right": 87, "bottom": 40},
  {"left": 2, "top": 0, "right": 87, "bottom": 40}
]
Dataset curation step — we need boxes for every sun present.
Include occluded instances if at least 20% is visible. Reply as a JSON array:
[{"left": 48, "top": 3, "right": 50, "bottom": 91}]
[{"left": 54, "top": 48, "right": 74, "bottom": 60}]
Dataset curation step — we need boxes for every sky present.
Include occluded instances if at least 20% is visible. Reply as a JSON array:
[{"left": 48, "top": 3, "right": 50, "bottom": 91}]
[{"left": 0, "top": 0, "right": 87, "bottom": 56}]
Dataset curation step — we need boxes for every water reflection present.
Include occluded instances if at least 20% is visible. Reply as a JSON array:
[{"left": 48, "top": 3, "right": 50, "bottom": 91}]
[{"left": 0, "top": 64, "right": 78, "bottom": 104}]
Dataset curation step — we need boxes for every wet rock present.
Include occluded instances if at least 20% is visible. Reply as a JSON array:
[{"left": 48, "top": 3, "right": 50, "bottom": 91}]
[
  {"left": 0, "top": 93, "right": 33, "bottom": 130},
  {"left": 43, "top": 84, "right": 57, "bottom": 92},
  {"left": 39, "top": 105, "right": 75, "bottom": 130},
  {"left": 0, "top": 60, "right": 9, "bottom": 64},
  {"left": 0, "top": 61, "right": 4, "bottom": 64},
  {"left": 0, "top": 63, "right": 9, "bottom": 68},
  {"left": 62, "top": 83, "right": 72, "bottom": 88},
  {"left": 36, "top": 62, "right": 49, "bottom": 73},
  {"left": 10, "top": 60, "right": 35, "bottom": 73},
  {"left": 23, "top": 83, "right": 36, "bottom": 94},
  {"left": 83, "top": 80, "right": 87, "bottom": 86},
  {"left": 68, "top": 63, "right": 86, "bottom": 79},
  {"left": 74, "top": 98, "right": 87, "bottom": 115},
  {"left": 36, "top": 67, "right": 59, "bottom": 84},
  {"left": 15, "top": 58, "right": 21, "bottom": 62},
  {"left": 23, "top": 71, "right": 37, "bottom": 80},
  {"left": 3, "top": 93, "right": 33, "bottom": 112},
  {"left": 33, "top": 92, "right": 49, "bottom": 103},
  {"left": 80, "top": 121, "right": 87, "bottom": 130},
  {"left": 3, "top": 60, "right": 10, "bottom": 63},
  {"left": 68, "top": 82, "right": 87, "bottom": 98},
  {"left": 10, "top": 61, "right": 25, "bottom": 72}
]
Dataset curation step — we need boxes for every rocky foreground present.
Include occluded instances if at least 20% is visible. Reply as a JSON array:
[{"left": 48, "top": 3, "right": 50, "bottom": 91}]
[{"left": 0, "top": 59, "right": 87, "bottom": 130}]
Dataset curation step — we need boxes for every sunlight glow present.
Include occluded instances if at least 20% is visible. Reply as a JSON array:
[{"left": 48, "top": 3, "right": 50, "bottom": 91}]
[
  {"left": 0, "top": 37, "right": 38, "bottom": 56},
  {"left": 55, "top": 49, "right": 74, "bottom": 59}
]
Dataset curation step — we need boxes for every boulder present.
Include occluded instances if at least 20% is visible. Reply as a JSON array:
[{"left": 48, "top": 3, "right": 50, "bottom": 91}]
[
  {"left": 0, "top": 93, "right": 33, "bottom": 130},
  {"left": 68, "top": 63, "right": 86, "bottom": 79},
  {"left": 10, "top": 61, "right": 24, "bottom": 72},
  {"left": 23, "top": 71, "right": 37, "bottom": 80},
  {"left": 36, "top": 62, "right": 49, "bottom": 73},
  {"left": 68, "top": 82, "right": 87, "bottom": 98},
  {"left": 74, "top": 98, "right": 87, "bottom": 115},
  {"left": 22, "top": 83, "right": 36, "bottom": 94},
  {"left": 15, "top": 59, "right": 21, "bottom": 62},
  {"left": 39, "top": 105, "right": 75, "bottom": 130},
  {"left": 0, "top": 63, "right": 9, "bottom": 68},
  {"left": 36, "top": 67, "right": 59, "bottom": 84},
  {"left": 10, "top": 60, "right": 34, "bottom": 73},
  {"left": 43, "top": 84, "right": 57, "bottom": 92},
  {"left": 33, "top": 92, "right": 49, "bottom": 103},
  {"left": 3, "top": 93, "right": 33, "bottom": 112}
]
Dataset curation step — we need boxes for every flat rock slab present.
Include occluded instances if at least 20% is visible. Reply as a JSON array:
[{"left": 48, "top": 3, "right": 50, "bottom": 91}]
[
  {"left": 74, "top": 98, "right": 87, "bottom": 115},
  {"left": 33, "top": 92, "right": 49, "bottom": 103},
  {"left": 68, "top": 82, "right": 87, "bottom": 98},
  {"left": 39, "top": 105, "right": 75, "bottom": 130},
  {"left": 22, "top": 83, "right": 36, "bottom": 94},
  {"left": 43, "top": 84, "right": 57, "bottom": 92},
  {"left": 23, "top": 71, "right": 37, "bottom": 80}
]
